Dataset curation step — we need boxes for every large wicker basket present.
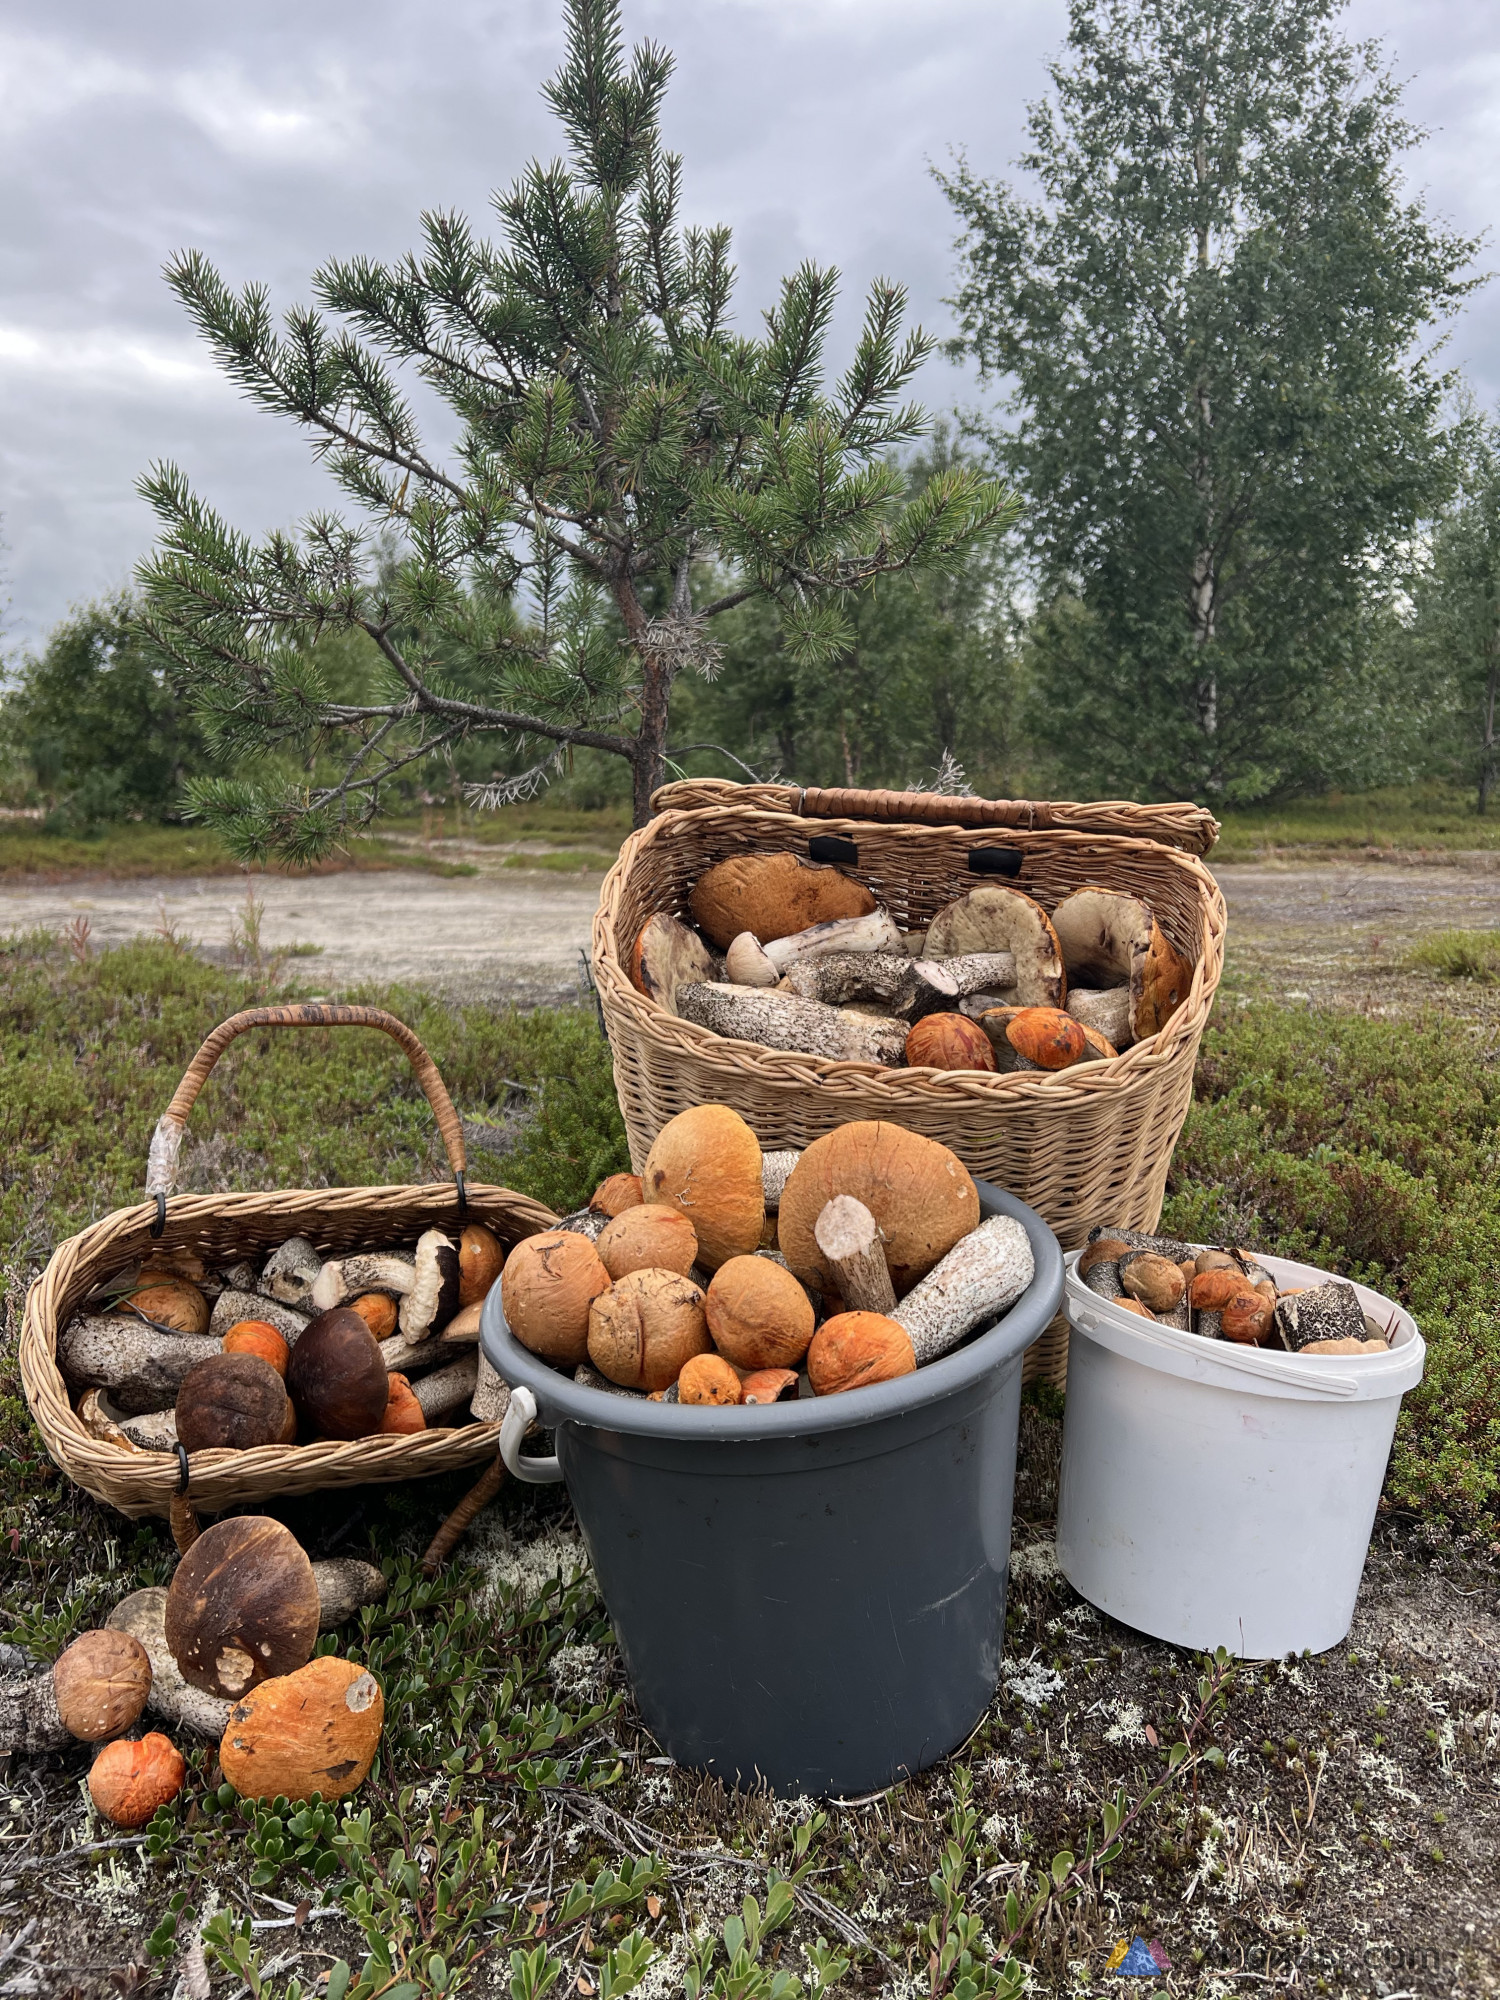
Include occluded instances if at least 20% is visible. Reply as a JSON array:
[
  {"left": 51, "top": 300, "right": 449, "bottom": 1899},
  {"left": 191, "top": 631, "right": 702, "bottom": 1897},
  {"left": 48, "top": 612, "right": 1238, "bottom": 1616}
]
[
  {"left": 20, "top": 1003, "right": 557, "bottom": 1521},
  {"left": 594, "top": 781, "right": 1227, "bottom": 1386}
]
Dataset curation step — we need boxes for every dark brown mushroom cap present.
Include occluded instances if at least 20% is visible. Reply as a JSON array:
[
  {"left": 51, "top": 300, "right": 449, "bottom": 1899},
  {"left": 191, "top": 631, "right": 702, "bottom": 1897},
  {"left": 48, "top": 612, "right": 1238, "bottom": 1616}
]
[
  {"left": 286, "top": 1308, "right": 390, "bottom": 1439},
  {"left": 176, "top": 1352, "right": 293, "bottom": 1452},
  {"left": 164, "top": 1516, "right": 320, "bottom": 1699}
]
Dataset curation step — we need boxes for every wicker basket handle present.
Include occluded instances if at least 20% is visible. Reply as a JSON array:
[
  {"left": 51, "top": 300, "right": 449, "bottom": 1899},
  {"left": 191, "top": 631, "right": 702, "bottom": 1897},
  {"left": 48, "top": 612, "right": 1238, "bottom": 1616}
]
[
  {"left": 145, "top": 1003, "right": 467, "bottom": 1201},
  {"left": 649, "top": 777, "right": 1220, "bottom": 856}
]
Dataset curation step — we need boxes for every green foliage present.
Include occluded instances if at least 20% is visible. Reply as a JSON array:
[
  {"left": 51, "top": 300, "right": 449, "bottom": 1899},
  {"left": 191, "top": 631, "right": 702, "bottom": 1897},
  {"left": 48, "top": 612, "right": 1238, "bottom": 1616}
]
[
  {"left": 137, "top": 0, "right": 1012, "bottom": 845},
  {"left": 1409, "top": 409, "right": 1500, "bottom": 812},
  {"left": 1208, "top": 781, "right": 1500, "bottom": 858},
  {"left": 1165, "top": 1001, "right": 1500, "bottom": 1516},
  {"left": 0, "top": 595, "right": 212, "bottom": 830},
  {"left": 940, "top": 0, "right": 1478, "bottom": 802},
  {"left": 1406, "top": 930, "right": 1500, "bottom": 983}
]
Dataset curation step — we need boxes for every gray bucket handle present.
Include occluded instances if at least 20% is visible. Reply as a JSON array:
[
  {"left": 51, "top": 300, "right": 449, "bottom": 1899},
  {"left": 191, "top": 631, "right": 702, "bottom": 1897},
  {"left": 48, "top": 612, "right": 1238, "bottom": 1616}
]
[{"left": 499, "top": 1385, "right": 564, "bottom": 1483}]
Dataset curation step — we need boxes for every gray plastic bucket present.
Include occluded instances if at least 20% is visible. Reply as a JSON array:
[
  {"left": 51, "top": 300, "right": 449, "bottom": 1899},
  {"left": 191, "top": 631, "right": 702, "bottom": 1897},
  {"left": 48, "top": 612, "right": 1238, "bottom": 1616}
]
[{"left": 480, "top": 1183, "right": 1063, "bottom": 1797}]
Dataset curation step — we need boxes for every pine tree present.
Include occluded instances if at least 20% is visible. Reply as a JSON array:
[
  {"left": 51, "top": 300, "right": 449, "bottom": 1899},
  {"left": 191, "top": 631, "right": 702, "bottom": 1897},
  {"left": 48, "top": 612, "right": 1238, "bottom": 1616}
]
[
  {"left": 939, "top": 0, "right": 1478, "bottom": 801},
  {"left": 137, "top": 0, "right": 1010, "bottom": 853}
]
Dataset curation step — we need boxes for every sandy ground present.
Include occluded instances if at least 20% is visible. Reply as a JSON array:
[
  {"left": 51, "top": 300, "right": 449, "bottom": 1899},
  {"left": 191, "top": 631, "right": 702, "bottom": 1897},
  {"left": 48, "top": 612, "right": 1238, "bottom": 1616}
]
[{"left": 1, "top": 851, "right": 1497, "bottom": 1009}]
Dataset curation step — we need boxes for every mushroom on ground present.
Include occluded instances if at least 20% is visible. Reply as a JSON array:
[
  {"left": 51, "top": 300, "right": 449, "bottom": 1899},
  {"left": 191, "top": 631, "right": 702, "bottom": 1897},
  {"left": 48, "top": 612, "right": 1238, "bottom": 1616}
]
[
  {"left": 642, "top": 1103, "right": 765, "bottom": 1272},
  {"left": 0, "top": 1630, "right": 153, "bottom": 1755},
  {"left": 164, "top": 1516, "right": 321, "bottom": 1700},
  {"left": 778, "top": 1123, "right": 979, "bottom": 1298},
  {"left": 287, "top": 1309, "right": 390, "bottom": 1438},
  {"left": 923, "top": 887, "right": 1065, "bottom": 1007},
  {"left": 631, "top": 912, "right": 721, "bottom": 1013},
  {"left": 89, "top": 1733, "right": 186, "bottom": 1828},
  {"left": 806, "top": 1313, "right": 916, "bottom": 1395},
  {"left": 220, "top": 1655, "right": 383, "bottom": 1803},
  {"left": 689, "top": 852, "right": 876, "bottom": 949},
  {"left": 1049, "top": 886, "right": 1193, "bottom": 1046},
  {"left": 501, "top": 1231, "right": 612, "bottom": 1365},
  {"left": 588, "top": 1268, "right": 711, "bottom": 1391},
  {"left": 890, "top": 1214, "right": 1035, "bottom": 1363},
  {"left": 677, "top": 983, "right": 908, "bottom": 1067}
]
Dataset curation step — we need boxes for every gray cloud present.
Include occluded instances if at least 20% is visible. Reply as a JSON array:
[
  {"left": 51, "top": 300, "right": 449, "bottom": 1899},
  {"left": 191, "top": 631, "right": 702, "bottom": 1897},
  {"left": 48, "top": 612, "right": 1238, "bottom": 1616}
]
[{"left": 1, "top": 0, "right": 1495, "bottom": 646}]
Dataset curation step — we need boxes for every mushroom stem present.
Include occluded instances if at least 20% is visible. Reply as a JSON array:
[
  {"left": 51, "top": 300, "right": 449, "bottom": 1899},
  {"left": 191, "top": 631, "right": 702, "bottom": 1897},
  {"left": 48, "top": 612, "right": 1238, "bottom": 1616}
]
[
  {"left": 554, "top": 1206, "right": 609, "bottom": 1244},
  {"left": 776, "top": 953, "right": 954, "bottom": 1017},
  {"left": 209, "top": 1291, "right": 311, "bottom": 1346},
  {"left": 412, "top": 1354, "right": 479, "bottom": 1420},
  {"left": 676, "top": 984, "right": 908, "bottom": 1065},
  {"left": 57, "top": 1316, "right": 220, "bottom": 1416},
  {"left": 308, "top": 1252, "right": 416, "bottom": 1316},
  {"left": 763, "top": 910, "right": 902, "bottom": 971},
  {"left": 312, "top": 1559, "right": 388, "bottom": 1631},
  {"left": 471, "top": 1348, "right": 511, "bottom": 1422},
  {"left": 574, "top": 1363, "right": 648, "bottom": 1399},
  {"left": 892, "top": 1216, "right": 1036, "bottom": 1365},
  {"left": 0, "top": 1672, "right": 69, "bottom": 1756},
  {"left": 106, "top": 1590, "right": 232, "bottom": 1740},
  {"left": 421, "top": 1456, "right": 505, "bottom": 1577},
  {"left": 813, "top": 1198, "right": 897, "bottom": 1317},
  {"left": 937, "top": 952, "right": 1020, "bottom": 998},
  {"left": 761, "top": 1150, "right": 800, "bottom": 1211},
  {"left": 378, "top": 1330, "right": 448, "bottom": 1375}
]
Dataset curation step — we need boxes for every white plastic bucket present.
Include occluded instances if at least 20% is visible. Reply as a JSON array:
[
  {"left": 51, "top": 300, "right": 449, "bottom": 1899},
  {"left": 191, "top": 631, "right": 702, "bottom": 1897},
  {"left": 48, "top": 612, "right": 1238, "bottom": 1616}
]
[{"left": 1056, "top": 1249, "right": 1425, "bottom": 1657}]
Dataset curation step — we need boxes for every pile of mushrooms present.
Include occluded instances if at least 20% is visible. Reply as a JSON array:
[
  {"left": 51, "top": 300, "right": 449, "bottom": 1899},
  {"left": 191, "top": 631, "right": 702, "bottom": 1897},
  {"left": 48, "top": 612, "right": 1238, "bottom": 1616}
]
[
  {"left": 629, "top": 852, "right": 1193, "bottom": 1074},
  {"left": 1078, "top": 1227, "right": 1396, "bottom": 1356},
  {"left": 503, "top": 1104, "right": 1037, "bottom": 1405},
  {"left": 0, "top": 1515, "right": 386, "bottom": 1822},
  {"left": 57, "top": 1219, "right": 513, "bottom": 1457}
]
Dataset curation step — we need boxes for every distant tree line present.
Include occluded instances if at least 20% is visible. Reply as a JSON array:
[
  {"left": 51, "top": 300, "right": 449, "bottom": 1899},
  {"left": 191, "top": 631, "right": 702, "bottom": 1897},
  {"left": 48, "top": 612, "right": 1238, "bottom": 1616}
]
[{"left": 4, "top": 0, "right": 1499, "bottom": 833}]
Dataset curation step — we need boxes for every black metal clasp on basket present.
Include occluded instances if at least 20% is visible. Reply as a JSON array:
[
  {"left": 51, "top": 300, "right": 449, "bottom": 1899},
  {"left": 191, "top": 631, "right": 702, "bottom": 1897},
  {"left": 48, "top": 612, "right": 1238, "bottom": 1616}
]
[{"left": 966, "top": 847, "right": 1024, "bottom": 878}]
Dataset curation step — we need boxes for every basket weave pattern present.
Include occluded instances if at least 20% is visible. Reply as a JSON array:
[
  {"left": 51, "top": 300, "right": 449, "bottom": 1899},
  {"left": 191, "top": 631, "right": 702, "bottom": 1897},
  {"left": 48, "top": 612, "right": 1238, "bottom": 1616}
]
[
  {"left": 593, "top": 792, "right": 1226, "bottom": 1386},
  {"left": 21, "top": 1004, "right": 558, "bottom": 1520}
]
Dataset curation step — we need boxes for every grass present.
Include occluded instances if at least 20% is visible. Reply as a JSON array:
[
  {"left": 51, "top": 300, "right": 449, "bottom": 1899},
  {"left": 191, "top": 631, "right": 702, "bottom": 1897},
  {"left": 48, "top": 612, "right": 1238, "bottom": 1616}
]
[
  {"left": 1212, "top": 782, "right": 1500, "bottom": 860},
  {"left": 1, "top": 939, "right": 1497, "bottom": 1990},
  {"left": 1406, "top": 929, "right": 1500, "bottom": 983}
]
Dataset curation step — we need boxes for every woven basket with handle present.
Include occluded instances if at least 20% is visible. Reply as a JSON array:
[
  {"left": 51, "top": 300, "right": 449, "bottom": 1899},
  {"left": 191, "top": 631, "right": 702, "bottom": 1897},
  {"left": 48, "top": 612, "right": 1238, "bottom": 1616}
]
[
  {"left": 594, "top": 780, "right": 1227, "bottom": 1387},
  {"left": 21, "top": 1003, "right": 557, "bottom": 1521}
]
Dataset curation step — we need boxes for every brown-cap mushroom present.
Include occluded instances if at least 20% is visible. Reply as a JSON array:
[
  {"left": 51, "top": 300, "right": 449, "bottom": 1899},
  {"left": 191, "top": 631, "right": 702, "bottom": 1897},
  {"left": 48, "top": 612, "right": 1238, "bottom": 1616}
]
[
  {"left": 286, "top": 1308, "right": 390, "bottom": 1438},
  {"left": 501, "top": 1231, "right": 612, "bottom": 1365},
  {"left": 806, "top": 1313, "right": 916, "bottom": 1395},
  {"left": 642, "top": 1103, "right": 765, "bottom": 1271},
  {"left": 219, "top": 1655, "right": 384, "bottom": 1803},
  {"left": 587, "top": 1268, "right": 712, "bottom": 1391},
  {"left": 1118, "top": 1252, "right": 1186, "bottom": 1315},
  {"left": 597, "top": 1204, "right": 699, "bottom": 1281},
  {"left": 631, "top": 912, "right": 721, "bottom": 1013},
  {"left": 457, "top": 1223, "right": 505, "bottom": 1307},
  {"left": 778, "top": 1123, "right": 979, "bottom": 1297},
  {"left": 439, "top": 1301, "right": 484, "bottom": 1344},
  {"left": 890, "top": 1215, "right": 1035, "bottom": 1363},
  {"left": 398, "top": 1230, "right": 462, "bottom": 1339},
  {"left": 0, "top": 1630, "right": 153, "bottom": 1756},
  {"left": 120, "top": 1276, "right": 210, "bottom": 1336},
  {"left": 309, "top": 1251, "right": 416, "bottom": 1316},
  {"left": 689, "top": 852, "right": 876, "bottom": 949},
  {"left": 175, "top": 1352, "right": 295, "bottom": 1452},
  {"left": 676, "top": 983, "right": 909, "bottom": 1066},
  {"left": 703, "top": 1255, "right": 816, "bottom": 1370},
  {"left": 923, "top": 887, "right": 1065, "bottom": 1007},
  {"left": 1049, "top": 886, "right": 1193, "bottom": 1046},
  {"left": 164, "top": 1516, "right": 321, "bottom": 1700},
  {"left": 904, "top": 1012, "right": 998, "bottom": 1072},
  {"left": 89, "top": 1733, "right": 186, "bottom": 1828}
]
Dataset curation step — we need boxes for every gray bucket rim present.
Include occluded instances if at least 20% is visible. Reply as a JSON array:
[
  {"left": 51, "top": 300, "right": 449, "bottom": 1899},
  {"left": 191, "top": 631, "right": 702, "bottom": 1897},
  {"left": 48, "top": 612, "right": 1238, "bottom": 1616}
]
[{"left": 480, "top": 1180, "right": 1063, "bottom": 1441}]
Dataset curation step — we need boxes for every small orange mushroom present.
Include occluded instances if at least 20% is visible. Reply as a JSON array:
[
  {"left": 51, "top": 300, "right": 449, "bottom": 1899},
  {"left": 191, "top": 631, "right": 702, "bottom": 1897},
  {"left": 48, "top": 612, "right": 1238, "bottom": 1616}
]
[
  {"left": 378, "top": 1372, "right": 427, "bottom": 1434},
  {"left": 221, "top": 1320, "right": 291, "bottom": 1377},
  {"left": 88, "top": 1732, "right": 186, "bottom": 1828},
  {"left": 1005, "top": 1008, "right": 1088, "bottom": 1071},
  {"left": 348, "top": 1293, "right": 399, "bottom": 1341},
  {"left": 806, "top": 1312, "right": 916, "bottom": 1395},
  {"left": 903, "top": 1013, "right": 997, "bottom": 1073},
  {"left": 678, "top": 1354, "right": 744, "bottom": 1405}
]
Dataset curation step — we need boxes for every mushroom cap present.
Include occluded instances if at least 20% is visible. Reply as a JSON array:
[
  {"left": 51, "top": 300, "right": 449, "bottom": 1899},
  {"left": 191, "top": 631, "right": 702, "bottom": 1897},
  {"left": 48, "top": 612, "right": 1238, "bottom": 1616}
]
[
  {"left": 597, "top": 1204, "right": 699, "bottom": 1281},
  {"left": 88, "top": 1732, "right": 186, "bottom": 1828},
  {"left": 631, "top": 912, "right": 720, "bottom": 1012},
  {"left": 286, "top": 1309, "right": 390, "bottom": 1439},
  {"left": 704, "top": 1255, "right": 815, "bottom": 1371},
  {"left": 175, "top": 1352, "right": 294, "bottom": 1453},
  {"left": 923, "top": 888, "right": 1064, "bottom": 1007},
  {"left": 806, "top": 1312, "right": 916, "bottom": 1395},
  {"left": 164, "top": 1515, "right": 320, "bottom": 1700},
  {"left": 501, "top": 1231, "right": 612, "bottom": 1366},
  {"left": 52, "top": 1629, "right": 152, "bottom": 1742},
  {"left": 724, "top": 932, "right": 778, "bottom": 986},
  {"left": 642, "top": 1104, "right": 764, "bottom": 1272},
  {"left": 739, "top": 1367, "right": 799, "bottom": 1404},
  {"left": 903, "top": 1012, "right": 997, "bottom": 1073},
  {"left": 1118, "top": 1252, "right": 1185, "bottom": 1313},
  {"left": 589, "top": 1173, "right": 644, "bottom": 1218},
  {"left": 778, "top": 1123, "right": 979, "bottom": 1298},
  {"left": 457, "top": 1224, "right": 506, "bottom": 1308},
  {"left": 220, "top": 1321, "right": 291, "bottom": 1377},
  {"left": 1050, "top": 886, "right": 1193, "bottom": 1042},
  {"left": 678, "top": 1353, "right": 744, "bottom": 1405},
  {"left": 587, "top": 1268, "right": 711, "bottom": 1391},
  {"left": 220, "top": 1654, "right": 384, "bottom": 1803},
  {"left": 378, "top": 1372, "right": 427, "bottom": 1433},
  {"left": 123, "top": 1277, "right": 210, "bottom": 1336},
  {"left": 1220, "top": 1292, "right": 1275, "bottom": 1345},
  {"left": 688, "top": 852, "right": 876, "bottom": 949},
  {"left": 1005, "top": 1007, "right": 1087, "bottom": 1070},
  {"left": 348, "top": 1293, "right": 399, "bottom": 1341},
  {"left": 1188, "top": 1268, "right": 1246, "bottom": 1311}
]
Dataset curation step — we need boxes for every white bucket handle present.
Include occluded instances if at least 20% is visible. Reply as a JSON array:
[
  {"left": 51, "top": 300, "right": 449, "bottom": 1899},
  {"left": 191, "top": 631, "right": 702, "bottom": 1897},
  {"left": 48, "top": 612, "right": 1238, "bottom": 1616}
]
[{"left": 499, "top": 1384, "right": 565, "bottom": 1483}]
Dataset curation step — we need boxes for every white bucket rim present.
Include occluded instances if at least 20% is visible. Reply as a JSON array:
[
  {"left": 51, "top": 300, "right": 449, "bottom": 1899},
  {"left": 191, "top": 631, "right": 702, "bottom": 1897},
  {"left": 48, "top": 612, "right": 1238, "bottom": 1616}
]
[{"left": 1064, "top": 1247, "right": 1425, "bottom": 1403}]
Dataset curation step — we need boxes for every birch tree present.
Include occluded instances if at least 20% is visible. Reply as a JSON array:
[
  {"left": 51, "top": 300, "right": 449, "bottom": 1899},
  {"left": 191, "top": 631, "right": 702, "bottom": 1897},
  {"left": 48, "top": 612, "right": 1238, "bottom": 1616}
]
[
  {"left": 1415, "top": 420, "right": 1500, "bottom": 813},
  {"left": 940, "top": 0, "right": 1479, "bottom": 799}
]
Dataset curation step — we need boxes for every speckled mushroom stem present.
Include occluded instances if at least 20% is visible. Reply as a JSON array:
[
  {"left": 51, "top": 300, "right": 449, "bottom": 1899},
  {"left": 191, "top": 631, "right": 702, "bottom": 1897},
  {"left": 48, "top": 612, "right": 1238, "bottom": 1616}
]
[
  {"left": 676, "top": 984, "right": 908, "bottom": 1065},
  {"left": 411, "top": 1353, "right": 479, "bottom": 1420},
  {"left": 813, "top": 1197, "right": 897, "bottom": 1316},
  {"left": 56, "top": 1316, "right": 221, "bottom": 1415},
  {"left": 0, "top": 1670, "right": 70, "bottom": 1756},
  {"left": 761, "top": 1151, "right": 800, "bottom": 1211},
  {"left": 892, "top": 1215, "right": 1036, "bottom": 1365},
  {"left": 107, "top": 1589, "right": 232, "bottom": 1740},
  {"left": 209, "top": 1291, "right": 310, "bottom": 1345}
]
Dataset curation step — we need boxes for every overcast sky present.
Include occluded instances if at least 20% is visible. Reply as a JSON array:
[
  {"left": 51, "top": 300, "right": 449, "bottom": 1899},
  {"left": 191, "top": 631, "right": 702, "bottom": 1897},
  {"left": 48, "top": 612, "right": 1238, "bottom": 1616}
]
[{"left": 3, "top": 0, "right": 1498, "bottom": 650}]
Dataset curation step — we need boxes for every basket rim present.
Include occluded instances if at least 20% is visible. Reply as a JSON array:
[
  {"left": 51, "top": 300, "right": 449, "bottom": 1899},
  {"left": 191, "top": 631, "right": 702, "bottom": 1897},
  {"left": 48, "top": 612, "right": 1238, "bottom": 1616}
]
[
  {"left": 592, "top": 803, "right": 1227, "bottom": 1102},
  {"left": 21, "top": 1180, "right": 558, "bottom": 1512}
]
